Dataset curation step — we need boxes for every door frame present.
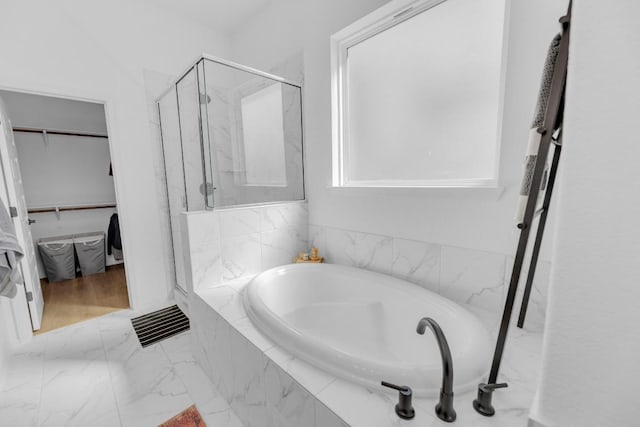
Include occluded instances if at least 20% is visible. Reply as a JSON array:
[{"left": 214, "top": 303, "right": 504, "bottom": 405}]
[
  {"left": 0, "top": 83, "right": 137, "bottom": 337},
  {"left": 0, "top": 127, "right": 34, "bottom": 343},
  {"left": 0, "top": 106, "right": 45, "bottom": 330}
]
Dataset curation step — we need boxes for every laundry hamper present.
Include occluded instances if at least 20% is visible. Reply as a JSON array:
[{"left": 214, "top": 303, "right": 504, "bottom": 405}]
[
  {"left": 73, "top": 232, "right": 106, "bottom": 276},
  {"left": 37, "top": 236, "right": 76, "bottom": 282}
]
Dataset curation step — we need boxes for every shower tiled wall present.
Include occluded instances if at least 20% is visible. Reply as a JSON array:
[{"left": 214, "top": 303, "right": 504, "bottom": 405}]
[
  {"left": 181, "top": 201, "right": 308, "bottom": 292},
  {"left": 310, "top": 224, "right": 551, "bottom": 330}
]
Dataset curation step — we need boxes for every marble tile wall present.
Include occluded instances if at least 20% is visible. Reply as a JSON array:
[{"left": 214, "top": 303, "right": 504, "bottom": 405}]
[
  {"left": 182, "top": 201, "right": 308, "bottom": 292},
  {"left": 183, "top": 207, "right": 547, "bottom": 329},
  {"left": 310, "top": 224, "right": 551, "bottom": 330}
]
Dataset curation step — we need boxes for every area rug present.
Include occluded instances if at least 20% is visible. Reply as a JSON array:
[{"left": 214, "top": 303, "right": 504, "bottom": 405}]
[
  {"left": 131, "top": 304, "right": 190, "bottom": 347},
  {"left": 158, "top": 404, "right": 206, "bottom": 427}
]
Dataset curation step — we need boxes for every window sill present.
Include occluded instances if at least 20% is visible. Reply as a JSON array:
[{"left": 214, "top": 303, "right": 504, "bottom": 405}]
[
  {"left": 326, "top": 183, "right": 507, "bottom": 201},
  {"left": 332, "top": 177, "right": 499, "bottom": 189}
]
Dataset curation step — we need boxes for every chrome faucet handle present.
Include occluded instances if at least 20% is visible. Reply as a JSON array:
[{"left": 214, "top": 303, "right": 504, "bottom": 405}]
[{"left": 381, "top": 381, "right": 415, "bottom": 420}]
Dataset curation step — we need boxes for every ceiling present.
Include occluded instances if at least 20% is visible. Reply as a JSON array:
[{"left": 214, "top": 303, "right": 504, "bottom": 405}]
[{"left": 153, "top": 0, "right": 272, "bottom": 34}]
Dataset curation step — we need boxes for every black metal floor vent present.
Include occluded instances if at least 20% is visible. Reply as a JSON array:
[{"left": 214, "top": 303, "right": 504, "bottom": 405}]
[{"left": 131, "top": 305, "right": 190, "bottom": 347}]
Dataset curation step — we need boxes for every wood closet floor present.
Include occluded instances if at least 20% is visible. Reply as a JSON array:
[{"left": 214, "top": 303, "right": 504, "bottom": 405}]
[{"left": 36, "top": 264, "right": 130, "bottom": 334}]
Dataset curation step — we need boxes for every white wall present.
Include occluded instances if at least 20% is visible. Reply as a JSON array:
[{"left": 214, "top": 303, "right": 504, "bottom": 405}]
[
  {"left": 0, "top": 0, "right": 231, "bottom": 310},
  {"left": 229, "top": 0, "right": 305, "bottom": 73},
  {"left": 231, "top": 0, "right": 566, "bottom": 261},
  {"left": 0, "top": 90, "right": 107, "bottom": 134},
  {"left": 225, "top": 0, "right": 567, "bottom": 331},
  {"left": 304, "top": 0, "right": 567, "bottom": 259},
  {"left": 530, "top": 2, "right": 640, "bottom": 426},
  {"left": 15, "top": 134, "right": 115, "bottom": 208}
]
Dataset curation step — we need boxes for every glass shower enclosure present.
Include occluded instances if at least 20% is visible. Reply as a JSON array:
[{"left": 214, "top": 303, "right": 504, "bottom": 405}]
[{"left": 157, "top": 55, "right": 304, "bottom": 293}]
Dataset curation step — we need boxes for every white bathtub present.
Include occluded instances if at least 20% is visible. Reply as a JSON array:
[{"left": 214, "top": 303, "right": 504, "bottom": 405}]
[{"left": 243, "top": 263, "right": 492, "bottom": 397}]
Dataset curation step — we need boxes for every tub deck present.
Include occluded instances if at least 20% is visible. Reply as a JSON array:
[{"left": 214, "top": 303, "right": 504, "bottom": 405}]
[{"left": 190, "top": 273, "right": 544, "bottom": 427}]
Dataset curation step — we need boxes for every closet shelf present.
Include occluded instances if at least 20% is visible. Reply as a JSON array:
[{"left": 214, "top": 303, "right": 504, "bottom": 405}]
[
  {"left": 28, "top": 203, "right": 116, "bottom": 214},
  {"left": 12, "top": 126, "right": 108, "bottom": 139}
]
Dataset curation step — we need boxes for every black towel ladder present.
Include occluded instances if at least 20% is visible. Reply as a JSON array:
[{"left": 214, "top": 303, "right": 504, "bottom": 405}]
[{"left": 473, "top": 0, "right": 572, "bottom": 417}]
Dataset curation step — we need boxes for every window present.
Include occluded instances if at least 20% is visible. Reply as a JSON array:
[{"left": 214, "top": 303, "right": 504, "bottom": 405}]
[{"left": 331, "top": 0, "right": 508, "bottom": 187}]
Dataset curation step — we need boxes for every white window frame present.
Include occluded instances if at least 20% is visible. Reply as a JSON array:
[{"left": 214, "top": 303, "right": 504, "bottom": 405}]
[{"left": 330, "top": 0, "right": 510, "bottom": 188}]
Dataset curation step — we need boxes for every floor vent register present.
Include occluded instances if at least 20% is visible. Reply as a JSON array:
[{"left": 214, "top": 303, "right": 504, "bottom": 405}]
[{"left": 131, "top": 304, "right": 190, "bottom": 347}]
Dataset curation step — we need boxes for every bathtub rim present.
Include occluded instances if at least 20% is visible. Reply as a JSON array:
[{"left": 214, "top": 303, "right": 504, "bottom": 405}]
[{"left": 243, "top": 263, "right": 492, "bottom": 397}]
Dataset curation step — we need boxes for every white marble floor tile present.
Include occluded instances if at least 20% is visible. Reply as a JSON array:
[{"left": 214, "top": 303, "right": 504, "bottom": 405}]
[
  {"left": 0, "top": 394, "right": 40, "bottom": 427},
  {"left": 159, "top": 331, "right": 195, "bottom": 364},
  {"left": 0, "top": 308, "right": 243, "bottom": 427},
  {"left": 116, "top": 368, "right": 192, "bottom": 427},
  {"left": 173, "top": 360, "right": 220, "bottom": 408},
  {"left": 38, "top": 356, "right": 115, "bottom": 425},
  {"left": 44, "top": 321, "right": 105, "bottom": 360},
  {"left": 105, "top": 330, "right": 192, "bottom": 426},
  {"left": 0, "top": 338, "right": 47, "bottom": 427},
  {"left": 37, "top": 395, "right": 120, "bottom": 427},
  {"left": 199, "top": 396, "right": 246, "bottom": 427}
]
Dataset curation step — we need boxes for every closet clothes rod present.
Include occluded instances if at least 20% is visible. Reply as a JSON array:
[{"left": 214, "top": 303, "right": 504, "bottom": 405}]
[
  {"left": 28, "top": 203, "right": 117, "bottom": 214},
  {"left": 12, "top": 126, "right": 108, "bottom": 139}
]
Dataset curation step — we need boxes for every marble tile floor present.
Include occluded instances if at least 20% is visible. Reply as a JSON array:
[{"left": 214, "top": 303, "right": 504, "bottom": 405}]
[{"left": 0, "top": 307, "right": 244, "bottom": 427}]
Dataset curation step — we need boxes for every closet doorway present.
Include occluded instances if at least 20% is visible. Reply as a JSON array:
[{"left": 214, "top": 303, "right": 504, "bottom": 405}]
[{"left": 0, "top": 89, "right": 129, "bottom": 334}]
